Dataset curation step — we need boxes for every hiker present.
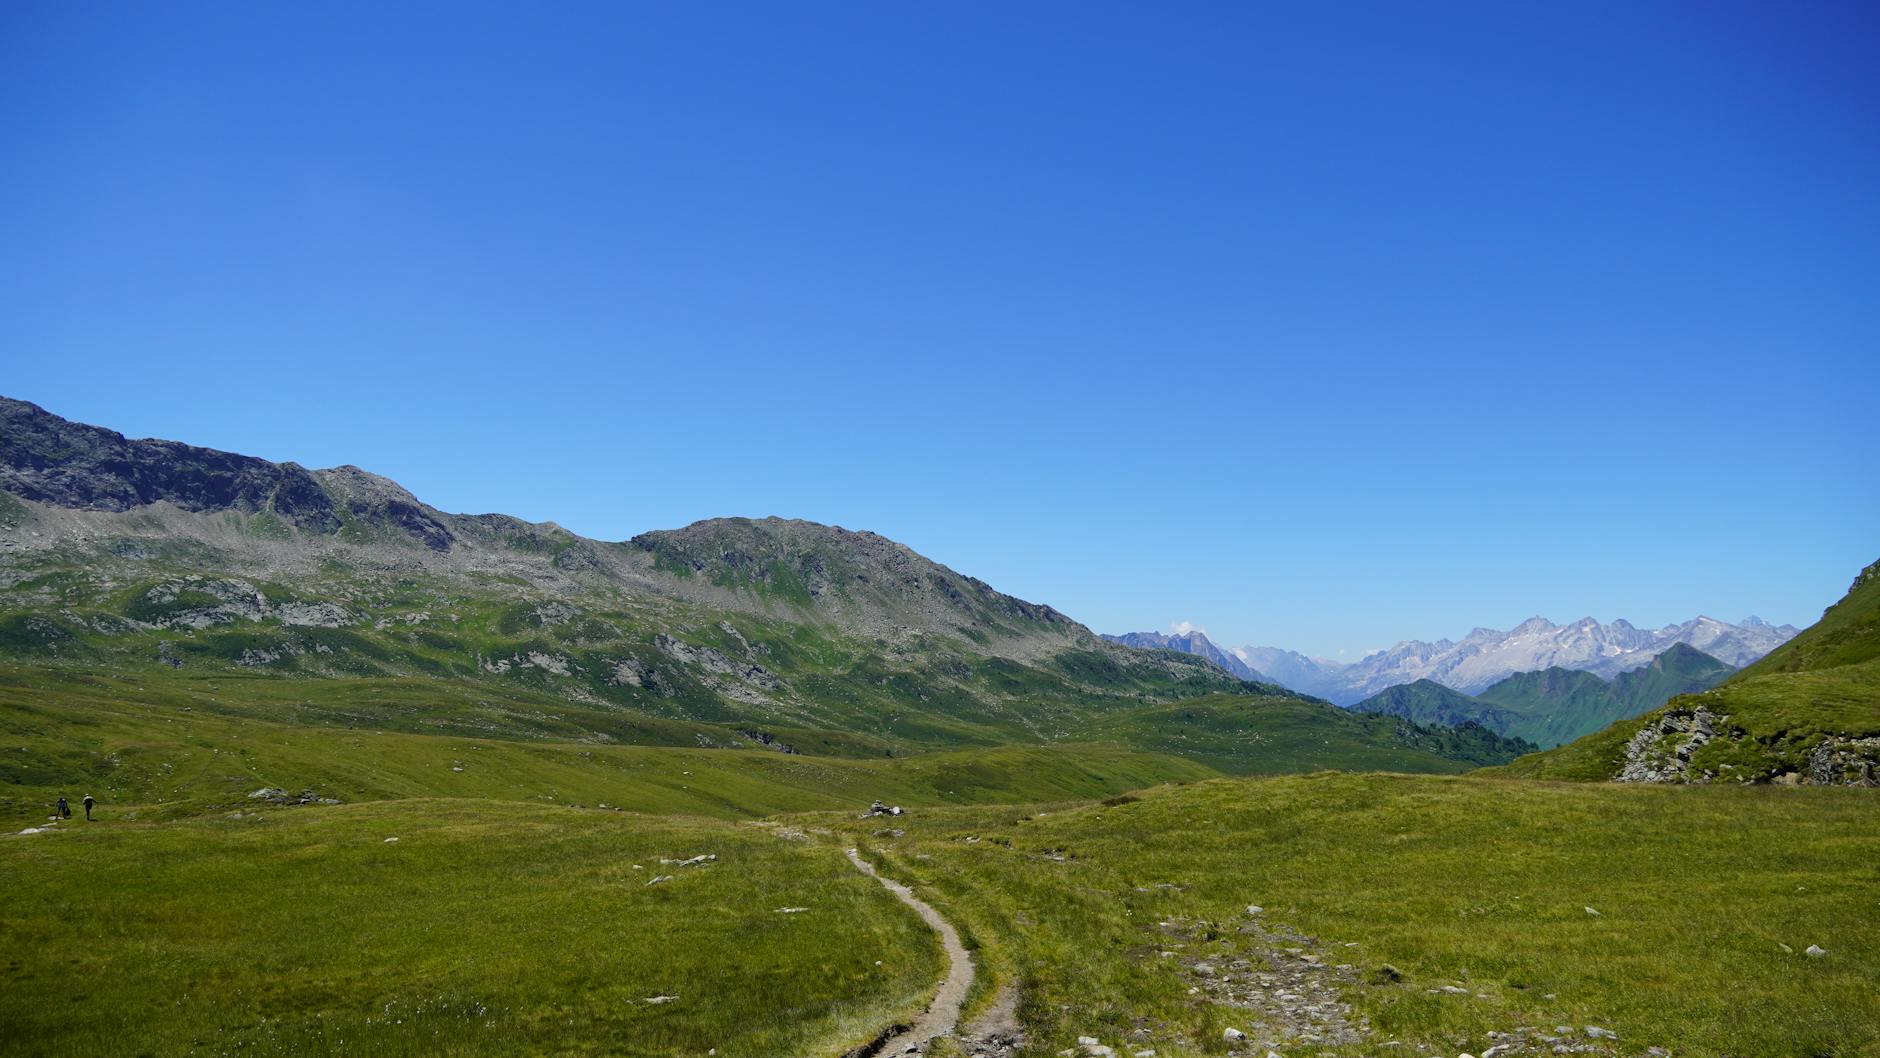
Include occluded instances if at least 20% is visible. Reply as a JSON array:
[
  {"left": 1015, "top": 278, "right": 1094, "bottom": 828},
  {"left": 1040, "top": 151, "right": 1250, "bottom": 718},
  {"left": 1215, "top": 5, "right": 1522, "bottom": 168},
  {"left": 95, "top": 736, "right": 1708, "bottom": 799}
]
[
  {"left": 56, "top": 796, "right": 69, "bottom": 819},
  {"left": 82, "top": 795, "right": 95, "bottom": 821}
]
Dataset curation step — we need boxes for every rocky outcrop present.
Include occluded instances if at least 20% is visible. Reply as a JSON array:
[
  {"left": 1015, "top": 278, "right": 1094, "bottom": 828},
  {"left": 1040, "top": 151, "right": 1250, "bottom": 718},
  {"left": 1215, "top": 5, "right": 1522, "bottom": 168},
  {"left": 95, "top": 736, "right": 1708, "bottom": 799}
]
[
  {"left": 1618, "top": 708, "right": 1879, "bottom": 786},
  {"left": 1616, "top": 706, "right": 1731, "bottom": 783},
  {"left": 0, "top": 397, "right": 339, "bottom": 523},
  {"left": 1807, "top": 737, "right": 1880, "bottom": 787},
  {"left": 0, "top": 398, "right": 465, "bottom": 551}
]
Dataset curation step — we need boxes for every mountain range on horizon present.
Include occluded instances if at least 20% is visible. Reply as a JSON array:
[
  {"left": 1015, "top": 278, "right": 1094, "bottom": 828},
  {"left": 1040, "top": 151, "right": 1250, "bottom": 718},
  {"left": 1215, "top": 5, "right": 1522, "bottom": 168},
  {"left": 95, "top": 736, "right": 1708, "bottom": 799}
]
[
  {"left": 1348, "top": 641, "right": 1739, "bottom": 748},
  {"left": 1112, "top": 617, "right": 1800, "bottom": 706}
]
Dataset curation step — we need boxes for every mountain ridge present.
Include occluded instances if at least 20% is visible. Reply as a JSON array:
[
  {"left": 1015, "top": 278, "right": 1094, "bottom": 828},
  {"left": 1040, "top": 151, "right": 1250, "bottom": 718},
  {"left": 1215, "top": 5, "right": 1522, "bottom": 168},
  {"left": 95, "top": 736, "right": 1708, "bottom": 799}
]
[
  {"left": 0, "top": 395, "right": 1532, "bottom": 778},
  {"left": 1353, "top": 643, "right": 1738, "bottom": 748},
  {"left": 1235, "top": 614, "right": 1795, "bottom": 704},
  {"left": 1100, "top": 629, "right": 1268, "bottom": 682}
]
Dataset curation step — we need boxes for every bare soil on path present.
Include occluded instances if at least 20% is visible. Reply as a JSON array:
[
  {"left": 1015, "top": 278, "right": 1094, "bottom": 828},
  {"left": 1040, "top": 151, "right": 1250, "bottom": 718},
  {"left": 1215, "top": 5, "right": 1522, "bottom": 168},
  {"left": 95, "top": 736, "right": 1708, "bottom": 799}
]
[{"left": 845, "top": 847, "right": 974, "bottom": 1056}]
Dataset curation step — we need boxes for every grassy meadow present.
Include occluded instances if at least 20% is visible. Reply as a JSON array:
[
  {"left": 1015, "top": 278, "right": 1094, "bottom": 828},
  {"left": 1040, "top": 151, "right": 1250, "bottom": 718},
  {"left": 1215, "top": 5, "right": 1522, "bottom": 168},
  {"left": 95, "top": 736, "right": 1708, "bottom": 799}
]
[
  {"left": 0, "top": 663, "right": 1220, "bottom": 828},
  {"left": 1, "top": 799, "right": 942, "bottom": 1058},
  {"left": 833, "top": 773, "right": 1880, "bottom": 1058},
  {"left": 3, "top": 662, "right": 1876, "bottom": 1057}
]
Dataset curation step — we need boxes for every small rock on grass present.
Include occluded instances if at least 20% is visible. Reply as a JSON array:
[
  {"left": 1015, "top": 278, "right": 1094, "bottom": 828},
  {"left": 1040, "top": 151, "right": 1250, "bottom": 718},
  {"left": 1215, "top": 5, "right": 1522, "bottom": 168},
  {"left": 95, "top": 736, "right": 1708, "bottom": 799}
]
[
  {"left": 1223, "top": 1027, "right": 1245, "bottom": 1042},
  {"left": 1806, "top": 944, "right": 1828, "bottom": 957}
]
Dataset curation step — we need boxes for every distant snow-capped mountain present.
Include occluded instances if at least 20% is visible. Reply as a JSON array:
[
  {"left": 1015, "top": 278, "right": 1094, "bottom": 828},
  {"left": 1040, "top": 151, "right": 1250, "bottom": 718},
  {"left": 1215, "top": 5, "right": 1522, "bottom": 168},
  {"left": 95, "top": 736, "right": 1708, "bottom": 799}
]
[
  {"left": 1236, "top": 616, "right": 1799, "bottom": 705},
  {"left": 1100, "top": 630, "right": 1268, "bottom": 683}
]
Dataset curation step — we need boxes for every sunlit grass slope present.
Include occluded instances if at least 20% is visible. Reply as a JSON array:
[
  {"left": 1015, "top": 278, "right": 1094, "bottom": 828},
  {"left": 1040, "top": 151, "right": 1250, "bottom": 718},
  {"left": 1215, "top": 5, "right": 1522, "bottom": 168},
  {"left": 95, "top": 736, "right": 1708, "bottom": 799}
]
[
  {"left": 835, "top": 773, "right": 1880, "bottom": 1058},
  {"left": 0, "top": 674, "right": 1217, "bottom": 827},
  {"left": 0, "top": 800, "right": 941, "bottom": 1058},
  {"left": 1088, "top": 693, "right": 1535, "bottom": 775}
]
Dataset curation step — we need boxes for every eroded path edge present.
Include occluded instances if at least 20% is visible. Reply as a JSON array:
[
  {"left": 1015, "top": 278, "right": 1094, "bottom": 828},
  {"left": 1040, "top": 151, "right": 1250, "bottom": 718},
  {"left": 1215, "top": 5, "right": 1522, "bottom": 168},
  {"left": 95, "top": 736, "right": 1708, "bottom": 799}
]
[{"left": 845, "top": 847, "right": 973, "bottom": 1056}]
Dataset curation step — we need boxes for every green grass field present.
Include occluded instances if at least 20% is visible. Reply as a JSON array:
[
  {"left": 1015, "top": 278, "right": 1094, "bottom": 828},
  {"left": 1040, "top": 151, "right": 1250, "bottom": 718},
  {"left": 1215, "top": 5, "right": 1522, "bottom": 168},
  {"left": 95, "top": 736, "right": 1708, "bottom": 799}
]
[
  {"left": 1, "top": 800, "right": 943, "bottom": 1058},
  {"left": 833, "top": 773, "right": 1880, "bottom": 1058},
  {"left": 0, "top": 673, "right": 1220, "bottom": 828}
]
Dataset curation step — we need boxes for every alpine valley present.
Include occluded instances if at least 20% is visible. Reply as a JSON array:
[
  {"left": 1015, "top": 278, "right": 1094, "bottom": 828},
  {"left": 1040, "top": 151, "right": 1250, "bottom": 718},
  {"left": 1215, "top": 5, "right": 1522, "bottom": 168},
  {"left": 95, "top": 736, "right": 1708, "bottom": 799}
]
[{"left": 3, "top": 397, "right": 1875, "bottom": 1058}]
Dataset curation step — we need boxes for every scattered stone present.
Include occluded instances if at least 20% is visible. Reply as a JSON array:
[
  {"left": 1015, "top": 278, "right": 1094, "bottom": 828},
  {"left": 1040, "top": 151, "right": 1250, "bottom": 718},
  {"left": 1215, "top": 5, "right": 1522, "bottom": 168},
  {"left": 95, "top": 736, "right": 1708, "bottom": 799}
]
[
  {"left": 383, "top": 837, "right": 398, "bottom": 843},
  {"left": 1805, "top": 944, "right": 1828, "bottom": 958},
  {"left": 1584, "top": 906, "right": 1601, "bottom": 916},
  {"left": 1584, "top": 1026, "right": 1617, "bottom": 1039},
  {"left": 642, "top": 995, "right": 677, "bottom": 1004},
  {"left": 773, "top": 907, "right": 809, "bottom": 914},
  {"left": 1224, "top": 1027, "right": 1245, "bottom": 1042},
  {"left": 645, "top": 875, "right": 673, "bottom": 886}
]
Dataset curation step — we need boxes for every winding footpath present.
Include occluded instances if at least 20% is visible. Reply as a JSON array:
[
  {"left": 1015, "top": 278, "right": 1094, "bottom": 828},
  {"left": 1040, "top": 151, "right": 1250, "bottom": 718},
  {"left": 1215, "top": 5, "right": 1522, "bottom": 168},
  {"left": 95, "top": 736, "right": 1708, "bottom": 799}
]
[{"left": 846, "top": 847, "right": 974, "bottom": 1056}]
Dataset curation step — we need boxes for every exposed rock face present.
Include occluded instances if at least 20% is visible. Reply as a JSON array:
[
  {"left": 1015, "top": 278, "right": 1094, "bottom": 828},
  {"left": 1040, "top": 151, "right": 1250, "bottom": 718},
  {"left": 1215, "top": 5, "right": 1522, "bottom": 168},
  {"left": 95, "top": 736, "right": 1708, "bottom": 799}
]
[
  {"left": 0, "top": 397, "right": 461, "bottom": 550},
  {"left": 1807, "top": 737, "right": 1880, "bottom": 787},
  {"left": 629, "top": 516, "right": 1075, "bottom": 642},
  {"left": 0, "top": 396, "right": 337, "bottom": 522},
  {"left": 1618, "top": 711, "right": 1879, "bottom": 787},
  {"left": 130, "top": 577, "right": 360, "bottom": 631},
  {"left": 1616, "top": 706, "right": 1731, "bottom": 783}
]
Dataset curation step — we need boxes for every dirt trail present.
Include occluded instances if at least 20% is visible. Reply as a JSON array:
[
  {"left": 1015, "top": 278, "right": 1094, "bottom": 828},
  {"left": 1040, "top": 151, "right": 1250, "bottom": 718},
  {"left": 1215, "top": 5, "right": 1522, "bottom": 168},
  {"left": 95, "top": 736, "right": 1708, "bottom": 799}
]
[{"left": 846, "top": 847, "right": 973, "bottom": 1056}]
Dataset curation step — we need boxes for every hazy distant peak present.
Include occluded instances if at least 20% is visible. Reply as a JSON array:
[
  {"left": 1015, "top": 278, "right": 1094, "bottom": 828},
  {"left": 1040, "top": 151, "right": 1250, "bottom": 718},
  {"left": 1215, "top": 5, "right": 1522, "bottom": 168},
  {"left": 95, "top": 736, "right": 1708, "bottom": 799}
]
[{"left": 1235, "top": 614, "right": 1796, "bottom": 705}]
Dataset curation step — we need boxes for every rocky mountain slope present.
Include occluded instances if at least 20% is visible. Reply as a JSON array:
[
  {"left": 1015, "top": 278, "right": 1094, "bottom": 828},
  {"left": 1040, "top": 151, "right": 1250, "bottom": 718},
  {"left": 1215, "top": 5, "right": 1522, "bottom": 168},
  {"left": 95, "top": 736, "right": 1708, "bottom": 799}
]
[
  {"left": 1100, "top": 629, "right": 1268, "bottom": 682},
  {"left": 1238, "top": 615, "right": 1795, "bottom": 704},
  {"left": 0, "top": 396, "right": 1525, "bottom": 778},
  {"left": 1496, "top": 557, "right": 1880, "bottom": 784}
]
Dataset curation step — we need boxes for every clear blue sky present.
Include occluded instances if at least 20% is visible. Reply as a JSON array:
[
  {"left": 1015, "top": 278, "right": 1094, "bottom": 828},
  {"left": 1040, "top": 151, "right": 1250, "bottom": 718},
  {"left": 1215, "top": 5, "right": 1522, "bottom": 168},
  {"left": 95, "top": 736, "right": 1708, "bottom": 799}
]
[{"left": 3, "top": 2, "right": 1875, "bottom": 658}]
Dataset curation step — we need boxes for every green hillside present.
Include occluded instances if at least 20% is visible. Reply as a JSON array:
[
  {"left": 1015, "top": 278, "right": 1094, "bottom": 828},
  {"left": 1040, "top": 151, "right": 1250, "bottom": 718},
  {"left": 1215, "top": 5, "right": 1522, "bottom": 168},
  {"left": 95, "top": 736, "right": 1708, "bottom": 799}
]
[
  {"left": 1609, "top": 641, "right": 1736, "bottom": 713},
  {"left": 1473, "top": 646, "right": 1731, "bottom": 749},
  {"left": 1498, "top": 558, "right": 1880, "bottom": 783},
  {"left": 1089, "top": 692, "right": 1535, "bottom": 775},
  {"left": 1352, "top": 647, "right": 1734, "bottom": 750},
  {"left": 1476, "top": 665, "right": 1627, "bottom": 746},
  {"left": 1350, "top": 678, "right": 1523, "bottom": 733}
]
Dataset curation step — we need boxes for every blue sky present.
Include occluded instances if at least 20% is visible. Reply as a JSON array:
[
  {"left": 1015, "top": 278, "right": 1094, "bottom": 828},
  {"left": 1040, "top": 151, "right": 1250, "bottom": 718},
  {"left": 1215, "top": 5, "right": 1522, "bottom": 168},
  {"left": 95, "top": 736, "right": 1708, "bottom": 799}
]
[{"left": 3, "top": 2, "right": 1875, "bottom": 658}]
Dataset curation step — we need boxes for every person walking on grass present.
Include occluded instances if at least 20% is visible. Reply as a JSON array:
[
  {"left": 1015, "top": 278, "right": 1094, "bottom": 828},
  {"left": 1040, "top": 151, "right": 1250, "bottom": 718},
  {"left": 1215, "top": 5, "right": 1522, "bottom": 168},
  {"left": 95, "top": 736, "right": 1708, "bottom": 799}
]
[
  {"left": 56, "top": 796, "right": 69, "bottom": 820},
  {"left": 82, "top": 794, "right": 95, "bottom": 821}
]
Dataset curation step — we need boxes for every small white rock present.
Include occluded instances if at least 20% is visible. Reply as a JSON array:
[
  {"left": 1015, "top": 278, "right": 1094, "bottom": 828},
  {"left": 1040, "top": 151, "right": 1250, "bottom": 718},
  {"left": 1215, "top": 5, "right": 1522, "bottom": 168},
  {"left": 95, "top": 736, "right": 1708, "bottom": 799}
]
[
  {"left": 1223, "top": 1027, "right": 1245, "bottom": 1042},
  {"left": 1806, "top": 944, "right": 1828, "bottom": 957},
  {"left": 383, "top": 837, "right": 398, "bottom": 843},
  {"left": 1583, "top": 906, "right": 1601, "bottom": 916}
]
